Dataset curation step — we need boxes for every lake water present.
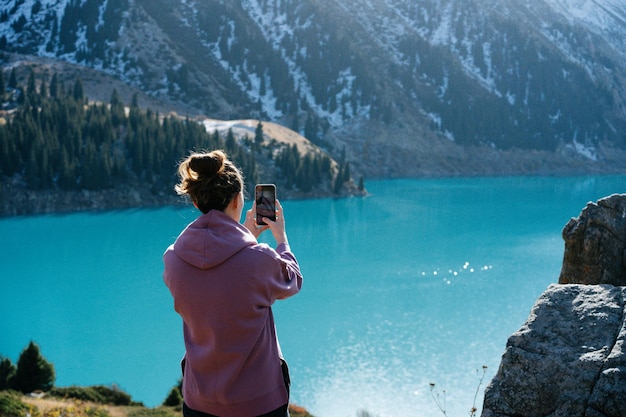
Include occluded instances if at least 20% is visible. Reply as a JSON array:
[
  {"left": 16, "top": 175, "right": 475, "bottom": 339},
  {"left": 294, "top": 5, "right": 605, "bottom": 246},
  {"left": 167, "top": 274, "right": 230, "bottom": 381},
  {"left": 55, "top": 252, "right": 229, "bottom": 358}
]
[{"left": 1, "top": 176, "right": 624, "bottom": 417}]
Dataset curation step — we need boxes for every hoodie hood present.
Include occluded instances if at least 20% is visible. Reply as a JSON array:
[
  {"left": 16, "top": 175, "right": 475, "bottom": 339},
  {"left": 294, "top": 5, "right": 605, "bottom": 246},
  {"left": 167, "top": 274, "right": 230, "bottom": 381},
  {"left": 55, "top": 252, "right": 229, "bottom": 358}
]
[{"left": 173, "top": 210, "right": 257, "bottom": 270}]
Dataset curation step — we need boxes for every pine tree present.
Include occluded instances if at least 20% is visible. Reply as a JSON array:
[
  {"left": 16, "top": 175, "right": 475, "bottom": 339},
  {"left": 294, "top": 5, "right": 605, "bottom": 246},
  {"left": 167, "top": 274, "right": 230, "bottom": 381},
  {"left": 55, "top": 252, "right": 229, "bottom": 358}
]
[
  {"left": 254, "top": 120, "right": 264, "bottom": 151},
  {"left": 0, "top": 356, "right": 16, "bottom": 390},
  {"left": 110, "top": 89, "right": 125, "bottom": 128},
  {"left": 12, "top": 342, "right": 55, "bottom": 393},
  {"left": 49, "top": 73, "right": 59, "bottom": 98},
  {"left": 16, "top": 86, "right": 25, "bottom": 105},
  {"left": 40, "top": 74, "right": 48, "bottom": 99},
  {"left": 343, "top": 161, "right": 351, "bottom": 182},
  {"left": 27, "top": 70, "right": 37, "bottom": 102},
  {"left": 0, "top": 74, "right": 301, "bottom": 198},
  {"left": 225, "top": 128, "right": 236, "bottom": 153},
  {"left": 72, "top": 78, "right": 84, "bottom": 102},
  {"left": 131, "top": 92, "right": 139, "bottom": 108},
  {"left": 333, "top": 162, "right": 346, "bottom": 194},
  {"left": 8, "top": 68, "right": 17, "bottom": 89},
  {"left": 304, "top": 112, "right": 318, "bottom": 143}
]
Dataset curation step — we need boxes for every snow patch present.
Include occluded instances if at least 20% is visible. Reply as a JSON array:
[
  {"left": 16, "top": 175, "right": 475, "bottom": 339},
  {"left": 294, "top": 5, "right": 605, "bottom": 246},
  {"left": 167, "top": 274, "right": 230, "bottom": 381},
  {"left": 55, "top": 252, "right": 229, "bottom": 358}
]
[
  {"left": 566, "top": 138, "right": 597, "bottom": 161},
  {"left": 430, "top": 2, "right": 454, "bottom": 46},
  {"left": 426, "top": 112, "right": 442, "bottom": 129},
  {"left": 506, "top": 91, "right": 516, "bottom": 105}
]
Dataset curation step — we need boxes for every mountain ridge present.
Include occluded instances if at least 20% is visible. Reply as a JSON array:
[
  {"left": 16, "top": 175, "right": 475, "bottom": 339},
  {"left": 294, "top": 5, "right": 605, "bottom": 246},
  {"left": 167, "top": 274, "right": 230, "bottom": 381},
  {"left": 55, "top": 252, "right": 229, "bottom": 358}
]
[{"left": 2, "top": 0, "right": 626, "bottom": 179}]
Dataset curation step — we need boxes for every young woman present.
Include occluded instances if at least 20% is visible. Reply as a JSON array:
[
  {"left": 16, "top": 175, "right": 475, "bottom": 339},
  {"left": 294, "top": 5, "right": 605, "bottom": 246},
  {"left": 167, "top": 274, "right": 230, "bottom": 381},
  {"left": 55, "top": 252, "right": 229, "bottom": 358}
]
[{"left": 163, "top": 150, "right": 303, "bottom": 417}]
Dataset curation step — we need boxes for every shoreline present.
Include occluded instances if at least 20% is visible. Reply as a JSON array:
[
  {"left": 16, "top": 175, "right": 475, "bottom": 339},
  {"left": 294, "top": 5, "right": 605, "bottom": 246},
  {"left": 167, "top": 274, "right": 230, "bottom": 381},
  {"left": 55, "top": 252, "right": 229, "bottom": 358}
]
[
  {"left": 0, "top": 181, "right": 366, "bottom": 218},
  {"left": 2, "top": 172, "right": 625, "bottom": 218},
  {"left": 0, "top": 183, "right": 187, "bottom": 217}
]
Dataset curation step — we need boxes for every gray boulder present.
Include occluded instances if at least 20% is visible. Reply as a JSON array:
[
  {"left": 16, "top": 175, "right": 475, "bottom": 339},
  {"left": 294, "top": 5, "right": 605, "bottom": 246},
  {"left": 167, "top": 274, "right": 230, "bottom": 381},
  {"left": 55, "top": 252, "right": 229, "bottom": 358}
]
[
  {"left": 482, "top": 194, "right": 626, "bottom": 417},
  {"left": 481, "top": 284, "right": 626, "bottom": 417},
  {"left": 559, "top": 193, "right": 626, "bottom": 286}
]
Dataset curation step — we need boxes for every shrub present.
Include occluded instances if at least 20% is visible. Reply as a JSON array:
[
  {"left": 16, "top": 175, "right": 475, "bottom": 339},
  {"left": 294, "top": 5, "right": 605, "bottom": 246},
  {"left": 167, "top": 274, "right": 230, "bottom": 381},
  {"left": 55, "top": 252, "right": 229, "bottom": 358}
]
[
  {"left": 0, "top": 390, "right": 33, "bottom": 417},
  {"left": 162, "top": 386, "right": 182, "bottom": 407},
  {"left": 50, "top": 385, "right": 132, "bottom": 406},
  {"left": 50, "top": 386, "right": 104, "bottom": 403},
  {"left": 91, "top": 385, "right": 132, "bottom": 405}
]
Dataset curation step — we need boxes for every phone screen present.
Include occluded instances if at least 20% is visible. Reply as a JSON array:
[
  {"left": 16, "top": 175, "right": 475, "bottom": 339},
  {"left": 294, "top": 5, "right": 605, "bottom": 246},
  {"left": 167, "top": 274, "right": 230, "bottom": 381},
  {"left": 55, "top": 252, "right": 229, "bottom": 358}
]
[{"left": 255, "top": 184, "right": 276, "bottom": 225}]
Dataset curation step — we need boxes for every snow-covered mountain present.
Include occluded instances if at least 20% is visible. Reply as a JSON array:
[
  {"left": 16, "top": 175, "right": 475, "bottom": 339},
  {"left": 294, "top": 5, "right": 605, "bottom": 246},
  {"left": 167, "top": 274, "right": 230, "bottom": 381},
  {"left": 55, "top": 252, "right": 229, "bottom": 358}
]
[{"left": 2, "top": 0, "right": 625, "bottom": 177}]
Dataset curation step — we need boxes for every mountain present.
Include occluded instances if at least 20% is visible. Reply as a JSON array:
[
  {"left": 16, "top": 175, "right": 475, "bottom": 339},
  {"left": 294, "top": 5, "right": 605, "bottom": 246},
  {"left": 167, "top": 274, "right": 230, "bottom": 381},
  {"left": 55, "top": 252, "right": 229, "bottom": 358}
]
[{"left": 2, "top": 0, "right": 625, "bottom": 178}]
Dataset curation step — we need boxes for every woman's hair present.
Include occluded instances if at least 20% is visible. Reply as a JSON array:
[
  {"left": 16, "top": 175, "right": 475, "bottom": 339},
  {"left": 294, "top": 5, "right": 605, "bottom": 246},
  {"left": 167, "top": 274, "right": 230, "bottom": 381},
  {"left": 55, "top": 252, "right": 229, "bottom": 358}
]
[{"left": 175, "top": 150, "right": 243, "bottom": 214}]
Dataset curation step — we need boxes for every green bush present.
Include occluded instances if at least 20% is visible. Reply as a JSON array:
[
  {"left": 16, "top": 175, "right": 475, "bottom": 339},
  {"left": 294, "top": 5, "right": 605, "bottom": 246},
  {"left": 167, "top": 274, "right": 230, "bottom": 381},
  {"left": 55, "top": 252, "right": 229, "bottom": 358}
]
[
  {"left": 50, "top": 385, "right": 132, "bottom": 406},
  {"left": 0, "top": 391, "right": 33, "bottom": 417},
  {"left": 162, "top": 386, "right": 182, "bottom": 407},
  {"left": 50, "top": 386, "right": 103, "bottom": 403},
  {"left": 91, "top": 385, "right": 132, "bottom": 405}
]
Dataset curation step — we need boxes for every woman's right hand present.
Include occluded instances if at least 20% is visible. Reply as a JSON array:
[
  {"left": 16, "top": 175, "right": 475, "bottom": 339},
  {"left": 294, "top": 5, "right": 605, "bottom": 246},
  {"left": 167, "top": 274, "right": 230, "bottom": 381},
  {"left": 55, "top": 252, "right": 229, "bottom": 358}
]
[
  {"left": 262, "top": 199, "right": 288, "bottom": 246},
  {"left": 244, "top": 201, "right": 267, "bottom": 239}
]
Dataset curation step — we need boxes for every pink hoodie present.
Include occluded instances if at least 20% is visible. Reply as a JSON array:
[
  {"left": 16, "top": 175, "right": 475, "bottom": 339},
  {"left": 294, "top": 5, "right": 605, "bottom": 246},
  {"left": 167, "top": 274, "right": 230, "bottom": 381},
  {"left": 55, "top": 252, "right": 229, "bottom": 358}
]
[{"left": 163, "top": 210, "right": 303, "bottom": 417}]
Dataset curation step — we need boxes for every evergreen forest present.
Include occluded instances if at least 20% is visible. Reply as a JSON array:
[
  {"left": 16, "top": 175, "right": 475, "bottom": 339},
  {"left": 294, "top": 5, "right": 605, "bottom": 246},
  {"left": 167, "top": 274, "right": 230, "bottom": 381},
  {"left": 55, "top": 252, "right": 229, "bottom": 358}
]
[{"left": 0, "top": 68, "right": 348, "bottom": 204}]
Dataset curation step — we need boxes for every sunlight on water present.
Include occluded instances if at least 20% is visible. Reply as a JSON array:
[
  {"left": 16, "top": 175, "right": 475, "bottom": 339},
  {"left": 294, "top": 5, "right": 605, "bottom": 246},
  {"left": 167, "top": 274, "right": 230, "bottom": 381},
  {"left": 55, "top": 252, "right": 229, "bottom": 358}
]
[
  {"left": 287, "top": 260, "right": 499, "bottom": 417},
  {"left": 419, "top": 261, "right": 492, "bottom": 285}
]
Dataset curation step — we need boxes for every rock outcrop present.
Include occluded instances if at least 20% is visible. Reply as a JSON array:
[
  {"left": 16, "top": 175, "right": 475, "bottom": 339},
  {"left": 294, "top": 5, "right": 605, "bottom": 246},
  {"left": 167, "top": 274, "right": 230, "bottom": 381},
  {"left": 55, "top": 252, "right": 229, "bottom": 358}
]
[
  {"left": 481, "top": 284, "right": 626, "bottom": 417},
  {"left": 559, "top": 193, "right": 626, "bottom": 286},
  {"left": 482, "top": 194, "right": 626, "bottom": 417}
]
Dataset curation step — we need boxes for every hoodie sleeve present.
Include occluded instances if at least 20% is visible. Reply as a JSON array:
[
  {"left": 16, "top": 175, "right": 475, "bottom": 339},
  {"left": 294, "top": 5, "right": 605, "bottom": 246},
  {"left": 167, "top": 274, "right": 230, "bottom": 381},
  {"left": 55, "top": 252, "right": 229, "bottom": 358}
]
[{"left": 273, "top": 242, "right": 303, "bottom": 300}]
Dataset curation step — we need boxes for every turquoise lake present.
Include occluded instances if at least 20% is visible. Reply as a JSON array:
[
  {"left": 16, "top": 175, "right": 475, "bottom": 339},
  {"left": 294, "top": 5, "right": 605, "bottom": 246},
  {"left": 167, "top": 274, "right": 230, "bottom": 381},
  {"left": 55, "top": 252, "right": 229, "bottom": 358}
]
[{"left": 1, "top": 176, "right": 624, "bottom": 417}]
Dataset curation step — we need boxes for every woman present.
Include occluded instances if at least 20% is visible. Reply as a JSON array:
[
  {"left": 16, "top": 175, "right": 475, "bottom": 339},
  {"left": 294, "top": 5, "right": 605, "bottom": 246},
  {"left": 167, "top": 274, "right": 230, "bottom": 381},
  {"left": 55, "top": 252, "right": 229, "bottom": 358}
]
[{"left": 163, "top": 150, "right": 303, "bottom": 417}]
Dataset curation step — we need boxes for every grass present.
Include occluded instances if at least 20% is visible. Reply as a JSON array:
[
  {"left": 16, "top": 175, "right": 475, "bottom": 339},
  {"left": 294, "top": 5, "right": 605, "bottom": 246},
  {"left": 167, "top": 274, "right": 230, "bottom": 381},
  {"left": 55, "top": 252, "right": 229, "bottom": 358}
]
[{"left": 0, "top": 389, "right": 315, "bottom": 417}]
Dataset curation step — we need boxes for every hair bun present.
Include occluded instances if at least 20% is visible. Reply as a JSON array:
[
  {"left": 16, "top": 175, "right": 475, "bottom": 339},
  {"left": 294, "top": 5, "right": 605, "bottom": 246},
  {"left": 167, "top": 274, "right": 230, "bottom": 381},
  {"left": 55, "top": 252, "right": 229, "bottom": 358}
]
[{"left": 189, "top": 151, "right": 225, "bottom": 176}]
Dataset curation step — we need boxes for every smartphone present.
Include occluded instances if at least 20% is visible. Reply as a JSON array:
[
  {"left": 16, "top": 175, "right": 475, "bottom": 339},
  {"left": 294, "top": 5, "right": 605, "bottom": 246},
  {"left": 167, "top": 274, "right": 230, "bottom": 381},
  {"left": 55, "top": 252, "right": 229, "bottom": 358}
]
[{"left": 255, "top": 184, "right": 276, "bottom": 225}]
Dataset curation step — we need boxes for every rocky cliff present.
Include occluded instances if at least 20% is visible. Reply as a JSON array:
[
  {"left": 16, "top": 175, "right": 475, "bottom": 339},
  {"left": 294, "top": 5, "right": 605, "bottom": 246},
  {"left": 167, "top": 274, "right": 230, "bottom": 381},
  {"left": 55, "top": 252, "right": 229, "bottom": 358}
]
[{"left": 482, "top": 194, "right": 626, "bottom": 417}]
